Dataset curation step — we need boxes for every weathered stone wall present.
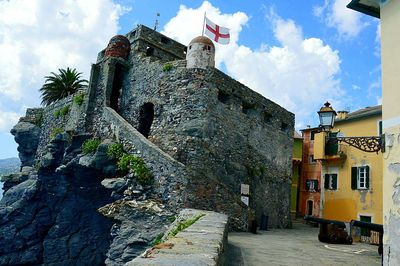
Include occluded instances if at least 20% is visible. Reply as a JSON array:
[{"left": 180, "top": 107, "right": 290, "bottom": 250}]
[
  {"left": 126, "top": 208, "right": 228, "bottom": 266},
  {"left": 100, "top": 107, "right": 188, "bottom": 209},
  {"left": 109, "top": 48, "right": 293, "bottom": 228},
  {"left": 35, "top": 91, "right": 87, "bottom": 159}
]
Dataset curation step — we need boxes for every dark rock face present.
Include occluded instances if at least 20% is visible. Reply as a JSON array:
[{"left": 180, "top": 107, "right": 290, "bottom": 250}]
[
  {"left": 0, "top": 138, "right": 114, "bottom": 266},
  {"left": 10, "top": 121, "right": 40, "bottom": 167}
]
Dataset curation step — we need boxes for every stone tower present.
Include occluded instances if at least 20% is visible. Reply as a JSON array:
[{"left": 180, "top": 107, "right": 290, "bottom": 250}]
[{"left": 186, "top": 36, "right": 215, "bottom": 69}]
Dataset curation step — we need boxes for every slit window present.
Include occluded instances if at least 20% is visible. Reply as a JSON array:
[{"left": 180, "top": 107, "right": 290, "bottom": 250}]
[
  {"left": 217, "top": 90, "right": 230, "bottom": 104},
  {"left": 281, "top": 122, "right": 289, "bottom": 132},
  {"left": 264, "top": 112, "right": 272, "bottom": 123},
  {"left": 242, "top": 102, "right": 255, "bottom": 115}
]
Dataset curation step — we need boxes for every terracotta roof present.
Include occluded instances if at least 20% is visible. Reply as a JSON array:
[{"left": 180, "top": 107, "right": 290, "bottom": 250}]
[{"left": 189, "top": 36, "right": 215, "bottom": 47}]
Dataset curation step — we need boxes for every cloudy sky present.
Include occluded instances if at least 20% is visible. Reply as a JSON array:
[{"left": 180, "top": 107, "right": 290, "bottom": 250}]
[{"left": 0, "top": 0, "right": 380, "bottom": 159}]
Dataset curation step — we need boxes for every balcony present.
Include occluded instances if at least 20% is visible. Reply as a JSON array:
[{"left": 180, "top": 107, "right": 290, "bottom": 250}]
[{"left": 314, "top": 132, "right": 347, "bottom": 163}]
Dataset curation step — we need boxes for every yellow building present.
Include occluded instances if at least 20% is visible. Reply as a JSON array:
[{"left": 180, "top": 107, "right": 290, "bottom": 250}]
[
  {"left": 291, "top": 131, "right": 303, "bottom": 218},
  {"left": 347, "top": 1, "right": 400, "bottom": 263},
  {"left": 315, "top": 106, "right": 383, "bottom": 234}
]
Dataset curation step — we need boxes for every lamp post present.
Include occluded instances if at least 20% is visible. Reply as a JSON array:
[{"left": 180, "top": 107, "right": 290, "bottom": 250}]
[
  {"left": 318, "top": 102, "right": 337, "bottom": 131},
  {"left": 317, "top": 102, "right": 385, "bottom": 153}
]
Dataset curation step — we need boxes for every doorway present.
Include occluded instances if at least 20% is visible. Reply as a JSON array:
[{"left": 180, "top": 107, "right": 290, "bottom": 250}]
[
  {"left": 110, "top": 63, "right": 124, "bottom": 112},
  {"left": 307, "top": 200, "right": 313, "bottom": 216},
  {"left": 137, "top": 103, "right": 154, "bottom": 138}
]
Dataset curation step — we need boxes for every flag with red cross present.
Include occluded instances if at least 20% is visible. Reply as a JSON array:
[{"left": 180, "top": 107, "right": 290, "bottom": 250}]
[{"left": 204, "top": 17, "right": 230, "bottom": 45}]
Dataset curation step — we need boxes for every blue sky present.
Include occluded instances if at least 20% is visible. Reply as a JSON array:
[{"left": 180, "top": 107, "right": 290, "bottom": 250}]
[{"left": 0, "top": 0, "right": 380, "bottom": 159}]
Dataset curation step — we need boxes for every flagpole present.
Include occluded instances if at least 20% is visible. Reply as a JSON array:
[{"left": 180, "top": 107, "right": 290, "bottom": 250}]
[{"left": 202, "top": 12, "right": 206, "bottom": 36}]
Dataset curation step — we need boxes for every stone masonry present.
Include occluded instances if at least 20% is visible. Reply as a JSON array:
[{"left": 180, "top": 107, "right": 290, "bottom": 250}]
[{"left": 85, "top": 24, "right": 294, "bottom": 228}]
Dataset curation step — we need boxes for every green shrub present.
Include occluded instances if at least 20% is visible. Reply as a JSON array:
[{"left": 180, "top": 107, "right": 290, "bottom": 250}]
[
  {"left": 60, "top": 105, "right": 69, "bottom": 116},
  {"left": 107, "top": 143, "right": 125, "bottom": 160},
  {"left": 53, "top": 109, "right": 61, "bottom": 117},
  {"left": 53, "top": 105, "right": 70, "bottom": 118},
  {"left": 152, "top": 233, "right": 164, "bottom": 246},
  {"left": 168, "top": 214, "right": 205, "bottom": 238},
  {"left": 117, "top": 153, "right": 134, "bottom": 173},
  {"left": 50, "top": 127, "right": 64, "bottom": 139},
  {"left": 73, "top": 94, "right": 84, "bottom": 106},
  {"left": 117, "top": 153, "right": 151, "bottom": 185},
  {"left": 82, "top": 138, "right": 101, "bottom": 154},
  {"left": 162, "top": 63, "right": 173, "bottom": 72},
  {"left": 168, "top": 216, "right": 176, "bottom": 223}
]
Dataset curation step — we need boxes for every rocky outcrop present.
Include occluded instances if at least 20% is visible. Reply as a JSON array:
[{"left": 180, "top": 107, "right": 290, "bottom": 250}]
[
  {"left": 0, "top": 134, "right": 180, "bottom": 266},
  {"left": 0, "top": 135, "right": 114, "bottom": 265},
  {"left": 10, "top": 121, "right": 40, "bottom": 167}
]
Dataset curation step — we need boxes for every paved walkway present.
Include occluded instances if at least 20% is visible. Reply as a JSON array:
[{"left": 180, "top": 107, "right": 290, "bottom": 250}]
[{"left": 226, "top": 221, "right": 381, "bottom": 266}]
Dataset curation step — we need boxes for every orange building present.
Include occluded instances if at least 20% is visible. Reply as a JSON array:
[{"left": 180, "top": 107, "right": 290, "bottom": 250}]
[{"left": 298, "top": 127, "right": 322, "bottom": 217}]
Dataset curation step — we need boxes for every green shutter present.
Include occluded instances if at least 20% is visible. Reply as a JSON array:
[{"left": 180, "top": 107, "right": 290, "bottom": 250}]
[
  {"left": 351, "top": 167, "right": 358, "bottom": 190},
  {"left": 366, "top": 166, "right": 370, "bottom": 189},
  {"left": 325, "top": 132, "right": 339, "bottom": 155},
  {"left": 332, "top": 174, "right": 338, "bottom": 190},
  {"left": 324, "top": 174, "right": 329, "bottom": 189}
]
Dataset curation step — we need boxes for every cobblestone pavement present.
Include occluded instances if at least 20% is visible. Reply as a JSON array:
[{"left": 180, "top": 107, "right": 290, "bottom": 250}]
[{"left": 226, "top": 221, "right": 381, "bottom": 266}]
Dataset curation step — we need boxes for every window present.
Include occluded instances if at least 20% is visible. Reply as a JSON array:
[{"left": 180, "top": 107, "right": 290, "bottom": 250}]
[
  {"left": 146, "top": 46, "right": 154, "bottom": 56},
  {"left": 281, "top": 122, "right": 289, "bottom": 132},
  {"left": 310, "top": 131, "right": 316, "bottom": 140},
  {"left": 306, "top": 179, "right": 318, "bottom": 192},
  {"left": 309, "top": 155, "right": 317, "bottom": 164},
  {"left": 324, "top": 174, "right": 338, "bottom": 190},
  {"left": 351, "top": 166, "right": 370, "bottom": 190}
]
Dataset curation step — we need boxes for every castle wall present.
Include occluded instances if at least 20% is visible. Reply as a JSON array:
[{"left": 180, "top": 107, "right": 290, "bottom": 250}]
[{"left": 109, "top": 48, "right": 293, "bottom": 228}]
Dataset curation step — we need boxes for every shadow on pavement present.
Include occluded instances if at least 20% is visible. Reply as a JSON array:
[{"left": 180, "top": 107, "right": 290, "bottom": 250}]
[{"left": 225, "top": 242, "right": 244, "bottom": 266}]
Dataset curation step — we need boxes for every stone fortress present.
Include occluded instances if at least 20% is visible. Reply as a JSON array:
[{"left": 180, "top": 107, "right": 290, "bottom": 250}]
[{"left": 1, "top": 25, "right": 294, "bottom": 265}]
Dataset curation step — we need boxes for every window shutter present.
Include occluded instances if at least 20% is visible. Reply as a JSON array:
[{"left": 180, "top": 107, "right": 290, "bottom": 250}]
[
  {"left": 351, "top": 167, "right": 358, "bottom": 190},
  {"left": 314, "top": 180, "right": 319, "bottom": 191},
  {"left": 324, "top": 174, "right": 329, "bottom": 189},
  {"left": 306, "top": 180, "right": 310, "bottom": 190},
  {"left": 366, "top": 166, "right": 370, "bottom": 189},
  {"left": 332, "top": 174, "right": 338, "bottom": 190}
]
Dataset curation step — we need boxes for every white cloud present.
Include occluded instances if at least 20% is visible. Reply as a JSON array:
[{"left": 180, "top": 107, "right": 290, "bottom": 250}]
[
  {"left": 314, "top": 0, "right": 369, "bottom": 39},
  {"left": 0, "top": 111, "right": 20, "bottom": 132},
  {"left": 0, "top": 0, "right": 128, "bottom": 133},
  {"left": 163, "top": 2, "right": 344, "bottom": 129}
]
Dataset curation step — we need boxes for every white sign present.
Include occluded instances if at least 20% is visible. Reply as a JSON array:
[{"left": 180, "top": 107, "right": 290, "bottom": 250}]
[
  {"left": 241, "top": 196, "right": 249, "bottom": 206},
  {"left": 241, "top": 184, "right": 250, "bottom": 195}
]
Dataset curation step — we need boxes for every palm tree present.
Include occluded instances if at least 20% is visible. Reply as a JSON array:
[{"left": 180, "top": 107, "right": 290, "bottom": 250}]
[{"left": 40, "top": 67, "right": 88, "bottom": 106}]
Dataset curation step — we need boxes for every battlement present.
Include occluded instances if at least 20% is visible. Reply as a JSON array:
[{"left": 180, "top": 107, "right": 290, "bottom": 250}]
[{"left": 97, "top": 24, "right": 186, "bottom": 63}]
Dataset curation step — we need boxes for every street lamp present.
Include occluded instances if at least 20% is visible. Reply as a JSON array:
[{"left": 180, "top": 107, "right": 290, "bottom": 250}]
[
  {"left": 318, "top": 102, "right": 337, "bottom": 131},
  {"left": 317, "top": 102, "right": 385, "bottom": 153}
]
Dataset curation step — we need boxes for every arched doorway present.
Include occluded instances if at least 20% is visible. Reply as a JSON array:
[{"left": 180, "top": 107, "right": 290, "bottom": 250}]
[{"left": 137, "top": 103, "right": 154, "bottom": 138}]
